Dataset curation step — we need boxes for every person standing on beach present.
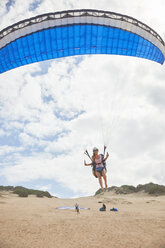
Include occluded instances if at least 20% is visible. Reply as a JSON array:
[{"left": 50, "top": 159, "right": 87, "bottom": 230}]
[{"left": 75, "top": 203, "right": 80, "bottom": 214}]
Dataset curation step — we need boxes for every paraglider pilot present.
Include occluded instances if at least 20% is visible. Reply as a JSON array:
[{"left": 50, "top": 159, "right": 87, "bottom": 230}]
[{"left": 84, "top": 147, "right": 109, "bottom": 192}]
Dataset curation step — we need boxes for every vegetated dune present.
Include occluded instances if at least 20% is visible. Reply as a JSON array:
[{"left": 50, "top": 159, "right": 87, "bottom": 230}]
[
  {"left": 0, "top": 189, "right": 165, "bottom": 248},
  {"left": 95, "top": 182, "right": 165, "bottom": 196}
]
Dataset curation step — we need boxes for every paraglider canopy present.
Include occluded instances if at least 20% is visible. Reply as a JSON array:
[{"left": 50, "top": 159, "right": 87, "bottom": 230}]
[{"left": 0, "top": 9, "right": 164, "bottom": 73}]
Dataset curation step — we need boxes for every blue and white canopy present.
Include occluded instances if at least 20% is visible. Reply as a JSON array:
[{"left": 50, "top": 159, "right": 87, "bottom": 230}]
[
  {"left": 56, "top": 207, "right": 90, "bottom": 210},
  {"left": 0, "top": 9, "right": 164, "bottom": 73}
]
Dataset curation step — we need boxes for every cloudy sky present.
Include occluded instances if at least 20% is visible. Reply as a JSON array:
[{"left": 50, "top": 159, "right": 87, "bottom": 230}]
[{"left": 0, "top": 0, "right": 165, "bottom": 198}]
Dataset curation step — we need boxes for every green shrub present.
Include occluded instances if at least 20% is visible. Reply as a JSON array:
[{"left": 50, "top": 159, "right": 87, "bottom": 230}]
[
  {"left": 146, "top": 184, "right": 165, "bottom": 195},
  {"left": 95, "top": 188, "right": 103, "bottom": 195},
  {"left": 0, "top": 186, "right": 14, "bottom": 191},
  {"left": 115, "top": 185, "right": 136, "bottom": 194},
  {"left": 0, "top": 186, "right": 4, "bottom": 191},
  {"left": 18, "top": 190, "right": 29, "bottom": 197},
  {"left": 36, "top": 192, "right": 44, "bottom": 198},
  {"left": 43, "top": 191, "right": 52, "bottom": 198}
]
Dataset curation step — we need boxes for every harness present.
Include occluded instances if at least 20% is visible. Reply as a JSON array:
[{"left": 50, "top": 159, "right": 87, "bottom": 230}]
[
  {"left": 95, "top": 162, "right": 102, "bottom": 166},
  {"left": 92, "top": 154, "right": 107, "bottom": 178}
]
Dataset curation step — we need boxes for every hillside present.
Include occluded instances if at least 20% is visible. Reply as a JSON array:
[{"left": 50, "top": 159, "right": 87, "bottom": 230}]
[
  {"left": 0, "top": 185, "right": 52, "bottom": 198},
  {"left": 95, "top": 182, "right": 165, "bottom": 196}
]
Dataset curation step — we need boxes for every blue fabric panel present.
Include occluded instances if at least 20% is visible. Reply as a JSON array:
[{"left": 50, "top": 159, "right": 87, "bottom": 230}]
[{"left": 0, "top": 24, "right": 164, "bottom": 73}]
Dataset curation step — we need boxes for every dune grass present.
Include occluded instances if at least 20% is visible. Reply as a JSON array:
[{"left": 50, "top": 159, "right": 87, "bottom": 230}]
[
  {"left": 95, "top": 183, "right": 165, "bottom": 196},
  {"left": 0, "top": 185, "right": 52, "bottom": 198}
]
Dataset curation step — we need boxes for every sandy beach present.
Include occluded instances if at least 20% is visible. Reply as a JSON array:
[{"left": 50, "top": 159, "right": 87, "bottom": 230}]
[{"left": 0, "top": 191, "right": 165, "bottom": 248}]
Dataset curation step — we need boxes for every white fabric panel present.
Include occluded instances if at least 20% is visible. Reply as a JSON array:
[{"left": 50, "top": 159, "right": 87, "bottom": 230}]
[
  {"left": 37, "top": 22, "right": 45, "bottom": 31},
  {"left": 67, "top": 17, "right": 73, "bottom": 24},
  {"left": 109, "top": 19, "right": 115, "bottom": 28},
  {"left": 136, "top": 26, "right": 143, "bottom": 38},
  {"left": 55, "top": 19, "right": 62, "bottom": 26},
  {"left": 104, "top": 17, "right": 110, "bottom": 26},
  {"left": 32, "top": 22, "right": 39, "bottom": 32},
  {"left": 13, "top": 29, "right": 21, "bottom": 41},
  {"left": 150, "top": 33, "right": 155, "bottom": 45},
  {"left": 135, "top": 26, "right": 143, "bottom": 42},
  {"left": 125, "top": 22, "right": 132, "bottom": 32},
  {"left": 141, "top": 29, "right": 147, "bottom": 40},
  {"left": 7, "top": 33, "right": 12, "bottom": 46},
  {"left": 1, "top": 36, "right": 5, "bottom": 47},
  {"left": 24, "top": 26, "right": 30, "bottom": 36},
  {"left": 3, "top": 35, "right": 7, "bottom": 49},
  {"left": 9, "top": 29, "right": 16, "bottom": 43},
  {"left": 155, "top": 39, "right": 160, "bottom": 49},
  {"left": 43, "top": 20, "right": 50, "bottom": 29},
  {"left": 146, "top": 31, "right": 152, "bottom": 45},
  {"left": 20, "top": 27, "right": 26, "bottom": 37},
  {"left": 0, "top": 14, "right": 164, "bottom": 56},
  {"left": 48, "top": 20, "right": 55, "bottom": 28},
  {"left": 61, "top": 17, "right": 67, "bottom": 25},
  {"left": 129, "top": 23, "right": 137, "bottom": 36},
  {"left": 91, "top": 15, "right": 95, "bottom": 25},
  {"left": 17, "top": 29, "right": 22, "bottom": 44},
  {"left": 86, "top": 16, "right": 92, "bottom": 24},
  {"left": 73, "top": 16, "right": 80, "bottom": 24},
  {"left": 104, "top": 17, "right": 108, "bottom": 26},
  {"left": 28, "top": 24, "right": 33, "bottom": 41},
  {"left": 80, "top": 16, "right": 86, "bottom": 23},
  {"left": 121, "top": 20, "right": 127, "bottom": 30}
]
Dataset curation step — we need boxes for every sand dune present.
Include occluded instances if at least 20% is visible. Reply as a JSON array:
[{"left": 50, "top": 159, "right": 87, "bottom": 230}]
[{"left": 0, "top": 191, "right": 165, "bottom": 248}]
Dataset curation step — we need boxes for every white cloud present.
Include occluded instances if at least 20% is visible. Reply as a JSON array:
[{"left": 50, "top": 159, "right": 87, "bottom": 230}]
[
  {"left": 0, "top": 145, "right": 24, "bottom": 156},
  {"left": 35, "top": 184, "right": 52, "bottom": 192},
  {"left": 0, "top": 130, "right": 5, "bottom": 136}
]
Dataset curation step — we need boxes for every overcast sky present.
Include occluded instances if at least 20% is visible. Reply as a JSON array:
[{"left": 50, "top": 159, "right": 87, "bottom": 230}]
[{"left": 0, "top": 0, "right": 165, "bottom": 198}]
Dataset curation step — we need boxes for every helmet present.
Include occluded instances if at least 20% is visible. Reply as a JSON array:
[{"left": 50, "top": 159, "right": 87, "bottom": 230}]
[{"left": 93, "top": 147, "right": 98, "bottom": 151}]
